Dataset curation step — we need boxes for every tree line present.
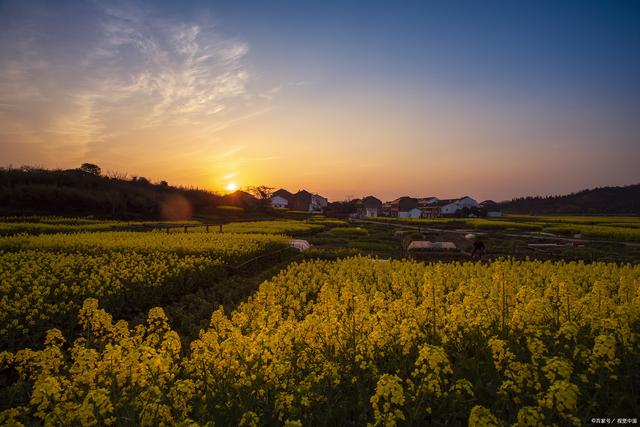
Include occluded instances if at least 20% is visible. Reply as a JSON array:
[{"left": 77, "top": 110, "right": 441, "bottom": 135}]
[
  {"left": 0, "top": 165, "right": 268, "bottom": 219},
  {"left": 499, "top": 184, "right": 640, "bottom": 215}
]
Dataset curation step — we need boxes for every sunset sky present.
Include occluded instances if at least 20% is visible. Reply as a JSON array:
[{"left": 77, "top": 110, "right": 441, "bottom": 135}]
[{"left": 1, "top": 0, "right": 639, "bottom": 202}]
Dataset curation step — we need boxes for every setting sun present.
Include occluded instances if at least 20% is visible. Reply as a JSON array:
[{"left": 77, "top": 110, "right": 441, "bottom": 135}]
[{"left": 225, "top": 182, "right": 238, "bottom": 192}]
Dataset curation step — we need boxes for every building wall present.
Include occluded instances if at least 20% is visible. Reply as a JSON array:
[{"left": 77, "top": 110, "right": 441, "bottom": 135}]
[
  {"left": 420, "top": 207, "right": 441, "bottom": 218},
  {"left": 458, "top": 197, "right": 479, "bottom": 208},
  {"left": 365, "top": 207, "right": 379, "bottom": 217},
  {"left": 441, "top": 203, "right": 460, "bottom": 215},
  {"left": 309, "top": 194, "right": 328, "bottom": 212},
  {"left": 270, "top": 196, "right": 289, "bottom": 208},
  {"left": 441, "top": 197, "right": 479, "bottom": 215},
  {"left": 398, "top": 208, "right": 421, "bottom": 218}
]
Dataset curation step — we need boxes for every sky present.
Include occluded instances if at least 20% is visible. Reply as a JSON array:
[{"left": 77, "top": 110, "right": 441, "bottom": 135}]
[{"left": 1, "top": 0, "right": 639, "bottom": 202}]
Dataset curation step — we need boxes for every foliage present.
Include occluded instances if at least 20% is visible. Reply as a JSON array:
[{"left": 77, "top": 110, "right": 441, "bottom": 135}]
[
  {"left": 0, "top": 216, "right": 108, "bottom": 225},
  {"left": 500, "top": 184, "right": 640, "bottom": 215},
  {"left": 0, "top": 222, "right": 129, "bottom": 236},
  {"left": 78, "top": 163, "right": 101, "bottom": 176},
  {"left": 368, "top": 216, "right": 640, "bottom": 241},
  {"left": 506, "top": 215, "right": 640, "bottom": 226},
  {"left": 309, "top": 218, "right": 349, "bottom": 226},
  {"left": 220, "top": 220, "right": 323, "bottom": 235},
  {"left": 215, "top": 205, "right": 244, "bottom": 212},
  {"left": 0, "top": 231, "right": 287, "bottom": 262},
  {"left": 0, "top": 166, "right": 255, "bottom": 219},
  {"left": 246, "top": 186, "right": 275, "bottom": 209},
  {"left": 3, "top": 257, "right": 637, "bottom": 425},
  {"left": 329, "top": 227, "right": 369, "bottom": 235},
  {"left": 542, "top": 224, "right": 640, "bottom": 241},
  {"left": 0, "top": 250, "right": 223, "bottom": 350},
  {"left": 466, "top": 219, "right": 543, "bottom": 231}
]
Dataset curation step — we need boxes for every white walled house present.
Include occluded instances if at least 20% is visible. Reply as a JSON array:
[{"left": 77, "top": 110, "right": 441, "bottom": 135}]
[
  {"left": 270, "top": 195, "right": 289, "bottom": 209},
  {"left": 440, "top": 196, "right": 480, "bottom": 216},
  {"left": 440, "top": 202, "right": 460, "bottom": 216},
  {"left": 457, "top": 196, "right": 480, "bottom": 209},
  {"left": 309, "top": 194, "right": 328, "bottom": 213},
  {"left": 418, "top": 197, "right": 441, "bottom": 218},
  {"left": 365, "top": 207, "right": 379, "bottom": 217},
  {"left": 358, "top": 196, "right": 383, "bottom": 217},
  {"left": 480, "top": 200, "right": 502, "bottom": 218},
  {"left": 270, "top": 189, "right": 328, "bottom": 213},
  {"left": 398, "top": 207, "right": 422, "bottom": 218},
  {"left": 418, "top": 197, "right": 440, "bottom": 205}
]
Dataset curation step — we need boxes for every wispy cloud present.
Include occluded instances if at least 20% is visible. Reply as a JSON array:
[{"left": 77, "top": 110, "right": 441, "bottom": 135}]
[{"left": 0, "top": 0, "right": 265, "bottom": 165}]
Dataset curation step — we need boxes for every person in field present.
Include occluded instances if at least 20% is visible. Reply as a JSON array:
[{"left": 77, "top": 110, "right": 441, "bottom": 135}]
[{"left": 471, "top": 239, "right": 485, "bottom": 259}]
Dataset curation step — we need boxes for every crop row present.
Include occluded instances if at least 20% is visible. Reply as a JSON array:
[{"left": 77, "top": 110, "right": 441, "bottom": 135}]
[
  {"left": 0, "top": 250, "right": 224, "bottom": 349},
  {"left": 0, "top": 231, "right": 288, "bottom": 262},
  {"left": 1, "top": 257, "right": 638, "bottom": 425},
  {"left": 369, "top": 216, "right": 640, "bottom": 240}
]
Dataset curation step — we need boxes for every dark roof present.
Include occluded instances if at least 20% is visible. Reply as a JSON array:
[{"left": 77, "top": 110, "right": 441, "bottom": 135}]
[
  {"left": 433, "top": 198, "right": 458, "bottom": 207},
  {"left": 389, "top": 196, "right": 418, "bottom": 203},
  {"left": 361, "top": 195, "right": 382, "bottom": 208},
  {"left": 272, "top": 188, "right": 328, "bottom": 210},
  {"left": 294, "top": 190, "right": 312, "bottom": 205},
  {"left": 272, "top": 188, "right": 294, "bottom": 200},
  {"left": 480, "top": 200, "right": 499, "bottom": 208},
  {"left": 395, "top": 197, "right": 419, "bottom": 211}
]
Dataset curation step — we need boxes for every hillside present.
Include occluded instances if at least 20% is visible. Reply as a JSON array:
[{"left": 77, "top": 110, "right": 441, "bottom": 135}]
[
  {"left": 500, "top": 184, "right": 640, "bottom": 214},
  {"left": 0, "top": 165, "right": 259, "bottom": 219}
]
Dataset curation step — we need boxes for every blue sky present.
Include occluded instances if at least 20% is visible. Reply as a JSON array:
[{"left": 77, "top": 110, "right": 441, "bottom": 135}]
[{"left": 1, "top": 0, "right": 639, "bottom": 201}]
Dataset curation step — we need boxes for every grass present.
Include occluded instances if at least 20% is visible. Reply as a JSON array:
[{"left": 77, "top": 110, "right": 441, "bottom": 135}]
[
  {"left": 542, "top": 224, "right": 640, "bottom": 241},
  {"left": 309, "top": 218, "right": 349, "bottom": 226},
  {"left": 215, "top": 205, "right": 244, "bottom": 212},
  {"left": 367, "top": 215, "right": 640, "bottom": 241},
  {"left": 0, "top": 219, "right": 202, "bottom": 236},
  {"left": 505, "top": 214, "right": 640, "bottom": 225},
  {"left": 221, "top": 220, "right": 324, "bottom": 235},
  {"left": 465, "top": 219, "right": 543, "bottom": 231},
  {"left": 329, "top": 227, "right": 368, "bottom": 236}
]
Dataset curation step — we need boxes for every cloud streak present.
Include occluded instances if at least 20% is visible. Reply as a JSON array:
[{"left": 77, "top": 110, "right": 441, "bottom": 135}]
[{"left": 0, "top": 0, "right": 259, "bottom": 165}]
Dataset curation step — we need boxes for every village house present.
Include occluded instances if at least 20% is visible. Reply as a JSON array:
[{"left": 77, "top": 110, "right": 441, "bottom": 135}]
[
  {"left": 439, "top": 196, "right": 480, "bottom": 216},
  {"left": 418, "top": 197, "right": 440, "bottom": 218},
  {"left": 401, "top": 207, "right": 422, "bottom": 218},
  {"left": 381, "top": 195, "right": 481, "bottom": 218},
  {"left": 270, "top": 189, "right": 328, "bottom": 213},
  {"left": 357, "top": 196, "right": 383, "bottom": 217},
  {"left": 270, "top": 189, "right": 292, "bottom": 209},
  {"left": 384, "top": 196, "right": 421, "bottom": 218},
  {"left": 480, "top": 200, "right": 503, "bottom": 217}
]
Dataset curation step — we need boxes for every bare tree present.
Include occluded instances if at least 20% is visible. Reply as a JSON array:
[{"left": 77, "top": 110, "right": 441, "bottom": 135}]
[
  {"left": 106, "top": 170, "right": 128, "bottom": 180},
  {"left": 247, "top": 185, "right": 275, "bottom": 209}
]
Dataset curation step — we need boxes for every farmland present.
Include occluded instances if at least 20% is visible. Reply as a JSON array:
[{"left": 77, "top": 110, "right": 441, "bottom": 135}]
[
  {"left": 3, "top": 0, "right": 639, "bottom": 423},
  {"left": 1, "top": 257, "right": 638, "bottom": 425},
  {"left": 0, "top": 215, "right": 639, "bottom": 425},
  {"left": 367, "top": 215, "right": 640, "bottom": 241}
]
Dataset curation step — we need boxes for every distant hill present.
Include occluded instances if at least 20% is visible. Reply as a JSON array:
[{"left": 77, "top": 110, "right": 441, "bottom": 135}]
[
  {"left": 0, "top": 165, "right": 259, "bottom": 219},
  {"left": 500, "top": 184, "right": 640, "bottom": 215}
]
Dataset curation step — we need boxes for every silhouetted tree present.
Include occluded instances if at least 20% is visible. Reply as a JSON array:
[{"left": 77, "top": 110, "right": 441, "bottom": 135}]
[
  {"left": 247, "top": 186, "right": 274, "bottom": 209},
  {"left": 79, "top": 163, "right": 101, "bottom": 176},
  {"left": 499, "top": 184, "right": 640, "bottom": 214}
]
